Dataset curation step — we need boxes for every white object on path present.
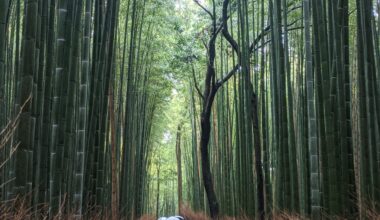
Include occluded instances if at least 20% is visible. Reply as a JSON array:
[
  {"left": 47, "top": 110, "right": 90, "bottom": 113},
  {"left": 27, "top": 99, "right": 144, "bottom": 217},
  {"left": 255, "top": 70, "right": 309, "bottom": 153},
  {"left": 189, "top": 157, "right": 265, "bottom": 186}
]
[{"left": 158, "top": 216, "right": 184, "bottom": 220}]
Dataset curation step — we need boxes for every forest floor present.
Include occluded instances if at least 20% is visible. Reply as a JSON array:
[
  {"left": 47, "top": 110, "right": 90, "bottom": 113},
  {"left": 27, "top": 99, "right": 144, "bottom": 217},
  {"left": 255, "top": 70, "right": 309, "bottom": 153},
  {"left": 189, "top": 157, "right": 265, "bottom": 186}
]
[{"left": 3, "top": 200, "right": 380, "bottom": 220}]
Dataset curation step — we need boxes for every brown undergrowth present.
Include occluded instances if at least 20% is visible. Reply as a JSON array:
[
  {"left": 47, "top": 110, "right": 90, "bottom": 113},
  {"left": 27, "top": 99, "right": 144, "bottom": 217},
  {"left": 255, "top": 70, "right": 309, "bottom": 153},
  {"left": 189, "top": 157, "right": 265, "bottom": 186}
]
[
  {"left": 178, "top": 204, "right": 302, "bottom": 220},
  {"left": 1, "top": 199, "right": 379, "bottom": 219}
]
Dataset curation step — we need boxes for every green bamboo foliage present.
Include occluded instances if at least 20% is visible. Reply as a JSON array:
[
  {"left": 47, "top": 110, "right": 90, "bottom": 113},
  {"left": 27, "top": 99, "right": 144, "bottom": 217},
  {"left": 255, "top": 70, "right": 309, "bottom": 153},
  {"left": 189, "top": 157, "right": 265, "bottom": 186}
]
[
  {"left": 120, "top": 0, "right": 141, "bottom": 216},
  {"left": 15, "top": 0, "right": 38, "bottom": 206},
  {"left": 185, "top": 0, "right": 379, "bottom": 218},
  {"left": 236, "top": 0, "right": 255, "bottom": 217},
  {"left": 270, "top": 0, "right": 295, "bottom": 212},
  {"left": 73, "top": 0, "right": 91, "bottom": 215},
  {"left": 39, "top": 0, "right": 56, "bottom": 211},
  {"left": 175, "top": 124, "right": 183, "bottom": 212},
  {"left": 1, "top": 0, "right": 120, "bottom": 216},
  {"left": 259, "top": 0, "right": 271, "bottom": 216},
  {"left": 330, "top": 0, "right": 357, "bottom": 215},
  {"left": 65, "top": 0, "right": 83, "bottom": 213},
  {"left": 304, "top": 0, "right": 320, "bottom": 218},
  {"left": 49, "top": 0, "right": 68, "bottom": 212},
  {"left": 118, "top": 0, "right": 168, "bottom": 218},
  {"left": 189, "top": 83, "right": 204, "bottom": 212},
  {"left": 1, "top": 0, "right": 380, "bottom": 219},
  {"left": 0, "top": 0, "right": 11, "bottom": 202},
  {"left": 33, "top": 0, "right": 51, "bottom": 212},
  {"left": 0, "top": 1, "right": 10, "bottom": 131},
  {"left": 282, "top": 0, "right": 299, "bottom": 212},
  {"left": 356, "top": 0, "right": 380, "bottom": 213}
]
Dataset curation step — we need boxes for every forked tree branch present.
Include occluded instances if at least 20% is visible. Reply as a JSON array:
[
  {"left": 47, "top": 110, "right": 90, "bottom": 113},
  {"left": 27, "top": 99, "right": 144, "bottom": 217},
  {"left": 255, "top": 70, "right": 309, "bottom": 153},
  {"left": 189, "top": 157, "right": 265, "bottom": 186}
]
[
  {"left": 191, "top": 63, "right": 205, "bottom": 101},
  {"left": 249, "top": 26, "right": 271, "bottom": 53},
  {"left": 216, "top": 64, "right": 240, "bottom": 88},
  {"left": 193, "top": 0, "right": 214, "bottom": 19},
  {"left": 222, "top": 0, "right": 240, "bottom": 54}
]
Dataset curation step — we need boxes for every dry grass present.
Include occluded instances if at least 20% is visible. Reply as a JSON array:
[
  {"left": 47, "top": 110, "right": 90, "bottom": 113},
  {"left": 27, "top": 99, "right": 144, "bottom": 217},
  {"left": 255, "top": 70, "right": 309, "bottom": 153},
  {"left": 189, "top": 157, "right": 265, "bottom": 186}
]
[
  {"left": 272, "top": 212, "right": 303, "bottom": 220},
  {"left": 138, "top": 214, "right": 157, "bottom": 220},
  {"left": 179, "top": 204, "right": 303, "bottom": 220},
  {"left": 179, "top": 205, "right": 380, "bottom": 220},
  {"left": 0, "top": 198, "right": 32, "bottom": 220},
  {"left": 180, "top": 204, "right": 210, "bottom": 220},
  {"left": 0, "top": 197, "right": 107, "bottom": 220},
  {"left": 363, "top": 207, "right": 380, "bottom": 220},
  {"left": 1, "top": 200, "right": 379, "bottom": 220}
]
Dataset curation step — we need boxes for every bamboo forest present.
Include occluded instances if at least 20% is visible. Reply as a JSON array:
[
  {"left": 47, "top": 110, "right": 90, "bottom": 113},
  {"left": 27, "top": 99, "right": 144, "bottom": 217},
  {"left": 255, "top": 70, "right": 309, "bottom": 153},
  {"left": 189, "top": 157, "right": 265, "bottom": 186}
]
[{"left": 1, "top": 0, "right": 380, "bottom": 219}]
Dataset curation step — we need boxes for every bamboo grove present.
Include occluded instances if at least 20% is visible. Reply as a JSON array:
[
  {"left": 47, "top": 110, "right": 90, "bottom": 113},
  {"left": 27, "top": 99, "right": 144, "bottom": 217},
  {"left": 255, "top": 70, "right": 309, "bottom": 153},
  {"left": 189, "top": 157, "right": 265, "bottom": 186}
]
[
  {"left": 0, "top": 0, "right": 171, "bottom": 218},
  {"left": 0, "top": 0, "right": 380, "bottom": 219}
]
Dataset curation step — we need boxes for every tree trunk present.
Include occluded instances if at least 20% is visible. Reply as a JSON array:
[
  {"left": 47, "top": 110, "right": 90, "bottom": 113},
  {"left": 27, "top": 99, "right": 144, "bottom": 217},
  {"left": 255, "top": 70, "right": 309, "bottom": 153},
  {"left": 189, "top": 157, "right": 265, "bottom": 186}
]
[
  {"left": 109, "top": 87, "right": 118, "bottom": 220},
  {"left": 176, "top": 125, "right": 183, "bottom": 213},
  {"left": 251, "top": 88, "right": 265, "bottom": 220},
  {"left": 200, "top": 89, "right": 219, "bottom": 219},
  {"left": 156, "top": 165, "right": 160, "bottom": 217}
]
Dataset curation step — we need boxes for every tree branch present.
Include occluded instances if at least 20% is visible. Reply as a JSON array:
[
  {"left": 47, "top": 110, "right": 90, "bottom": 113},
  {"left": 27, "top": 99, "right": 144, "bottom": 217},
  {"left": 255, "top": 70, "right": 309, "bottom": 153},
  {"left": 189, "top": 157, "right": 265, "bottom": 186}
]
[
  {"left": 287, "top": 4, "right": 302, "bottom": 14},
  {"left": 193, "top": 0, "right": 214, "bottom": 19},
  {"left": 216, "top": 64, "right": 240, "bottom": 88},
  {"left": 249, "top": 26, "right": 271, "bottom": 53},
  {"left": 191, "top": 63, "right": 205, "bottom": 101},
  {"left": 249, "top": 25, "right": 304, "bottom": 53},
  {"left": 212, "top": 0, "right": 216, "bottom": 32},
  {"left": 210, "top": 22, "right": 224, "bottom": 41},
  {"left": 222, "top": 0, "right": 240, "bottom": 54},
  {"left": 201, "top": 37, "right": 209, "bottom": 51}
]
